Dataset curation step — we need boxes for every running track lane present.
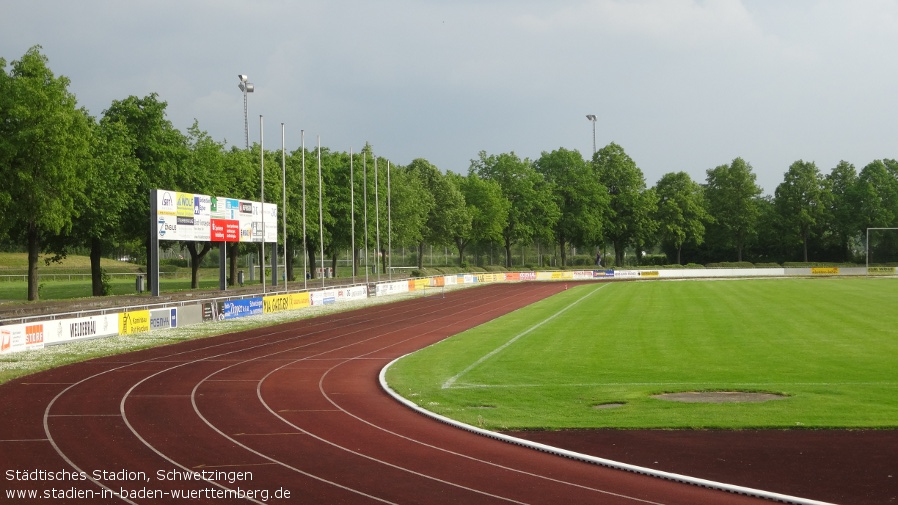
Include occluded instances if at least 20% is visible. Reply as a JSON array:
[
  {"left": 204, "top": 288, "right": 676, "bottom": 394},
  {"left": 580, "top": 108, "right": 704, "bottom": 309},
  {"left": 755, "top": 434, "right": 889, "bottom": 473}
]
[{"left": 1, "top": 283, "right": 771, "bottom": 504}]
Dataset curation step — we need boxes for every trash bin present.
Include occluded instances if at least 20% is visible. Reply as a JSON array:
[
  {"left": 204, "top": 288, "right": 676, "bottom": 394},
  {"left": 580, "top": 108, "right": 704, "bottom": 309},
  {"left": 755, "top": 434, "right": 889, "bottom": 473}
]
[
  {"left": 237, "top": 271, "right": 244, "bottom": 287},
  {"left": 135, "top": 275, "right": 145, "bottom": 293}
]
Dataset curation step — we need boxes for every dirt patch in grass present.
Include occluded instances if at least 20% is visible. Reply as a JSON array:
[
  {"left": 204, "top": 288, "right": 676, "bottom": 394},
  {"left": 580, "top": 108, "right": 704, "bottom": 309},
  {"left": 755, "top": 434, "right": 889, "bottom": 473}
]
[
  {"left": 592, "top": 402, "right": 626, "bottom": 409},
  {"left": 652, "top": 391, "right": 788, "bottom": 403}
]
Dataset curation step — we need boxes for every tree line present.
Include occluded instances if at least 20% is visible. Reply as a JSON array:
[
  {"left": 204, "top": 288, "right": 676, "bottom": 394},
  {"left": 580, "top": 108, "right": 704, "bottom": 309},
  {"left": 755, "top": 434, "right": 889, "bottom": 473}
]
[{"left": 3, "top": 46, "right": 898, "bottom": 301}]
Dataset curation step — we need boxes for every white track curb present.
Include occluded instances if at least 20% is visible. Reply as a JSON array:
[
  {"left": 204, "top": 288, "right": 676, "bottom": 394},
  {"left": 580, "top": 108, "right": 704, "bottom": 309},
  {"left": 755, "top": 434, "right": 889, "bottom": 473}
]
[{"left": 379, "top": 356, "right": 835, "bottom": 505}]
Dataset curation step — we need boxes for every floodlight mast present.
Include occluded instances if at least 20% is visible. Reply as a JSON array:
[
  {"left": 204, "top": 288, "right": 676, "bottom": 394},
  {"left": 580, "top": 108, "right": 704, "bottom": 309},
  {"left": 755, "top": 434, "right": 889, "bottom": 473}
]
[
  {"left": 586, "top": 114, "right": 597, "bottom": 157},
  {"left": 238, "top": 74, "right": 254, "bottom": 149}
]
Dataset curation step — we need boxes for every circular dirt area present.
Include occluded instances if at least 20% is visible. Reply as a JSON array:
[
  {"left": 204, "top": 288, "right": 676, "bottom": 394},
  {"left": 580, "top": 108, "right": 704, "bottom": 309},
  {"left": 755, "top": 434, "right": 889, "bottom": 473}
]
[{"left": 653, "top": 391, "right": 788, "bottom": 403}]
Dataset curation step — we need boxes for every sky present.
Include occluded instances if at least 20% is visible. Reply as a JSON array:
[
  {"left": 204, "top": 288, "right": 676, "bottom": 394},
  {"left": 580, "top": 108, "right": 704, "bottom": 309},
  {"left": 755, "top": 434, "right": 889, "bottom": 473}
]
[{"left": 2, "top": 0, "right": 897, "bottom": 195}]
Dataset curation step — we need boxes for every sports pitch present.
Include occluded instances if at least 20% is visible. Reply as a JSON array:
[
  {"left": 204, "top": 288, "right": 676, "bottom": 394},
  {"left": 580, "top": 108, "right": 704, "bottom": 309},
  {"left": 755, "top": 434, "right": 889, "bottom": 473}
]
[{"left": 386, "top": 277, "right": 898, "bottom": 430}]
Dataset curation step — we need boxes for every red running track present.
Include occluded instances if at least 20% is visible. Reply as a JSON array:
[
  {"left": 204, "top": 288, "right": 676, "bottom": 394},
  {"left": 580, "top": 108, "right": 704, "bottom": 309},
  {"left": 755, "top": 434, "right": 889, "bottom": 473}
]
[{"left": 1, "top": 283, "right": 774, "bottom": 504}]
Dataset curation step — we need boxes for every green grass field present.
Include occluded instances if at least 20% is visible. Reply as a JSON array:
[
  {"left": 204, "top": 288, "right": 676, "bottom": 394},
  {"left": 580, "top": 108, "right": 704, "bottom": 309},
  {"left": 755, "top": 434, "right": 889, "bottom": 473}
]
[{"left": 386, "top": 278, "right": 898, "bottom": 430}]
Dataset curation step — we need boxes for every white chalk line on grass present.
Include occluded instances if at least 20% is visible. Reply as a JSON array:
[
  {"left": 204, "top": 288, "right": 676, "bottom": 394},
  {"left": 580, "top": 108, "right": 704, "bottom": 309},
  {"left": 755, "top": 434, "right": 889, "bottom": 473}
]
[
  {"left": 441, "top": 284, "right": 609, "bottom": 390},
  {"left": 448, "top": 381, "right": 898, "bottom": 389}
]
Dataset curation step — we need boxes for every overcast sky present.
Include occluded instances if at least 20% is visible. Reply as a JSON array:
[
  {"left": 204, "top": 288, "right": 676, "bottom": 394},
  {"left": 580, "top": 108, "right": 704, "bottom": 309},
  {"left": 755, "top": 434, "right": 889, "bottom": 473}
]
[{"left": 2, "top": 0, "right": 896, "bottom": 194}]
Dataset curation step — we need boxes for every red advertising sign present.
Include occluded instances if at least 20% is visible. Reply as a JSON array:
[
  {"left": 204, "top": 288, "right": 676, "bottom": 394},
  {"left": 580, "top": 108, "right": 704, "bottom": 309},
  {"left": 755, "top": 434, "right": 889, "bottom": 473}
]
[{"left": 211, "top": 219, "right": 240, "bottom": 242}]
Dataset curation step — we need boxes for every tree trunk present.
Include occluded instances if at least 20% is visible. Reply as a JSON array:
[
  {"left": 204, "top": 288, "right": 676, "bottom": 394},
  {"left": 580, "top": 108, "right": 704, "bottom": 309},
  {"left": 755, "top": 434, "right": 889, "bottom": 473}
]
[
  {"left": 187, "top": 242, "right": 213, "bottom": 289},
  {"left": 286, "top": 240, "right": 295, "bottom": 282},
  {"left": 27, "top": 223, "right": 40, "bottom": 301},
  {"left": 613, "top": 239, "right": 625, "bottom": 266},
  {"left": 558, "top": 236, "right": 567, "bottom": 267},
  {"left": 308, "top": 248, "right": 317, "bottom": 279},
  {"left": 90, "top": 237, "right": 104, "bottom": 296},
  {"left": 330, "top": 253, "right": 338, "bottom": 278},
  {"left": 504, "top": 237, "right": 513, "bottom": 269},
  {"left": 381, "top": 247, "right": 388, "bottom": 274},
  {"left": 455, "top": 237, "right": 468, "bottom": 266},
  {"left": 676, "top": 245, "right": 682, "bottom": 266},
  {"left": 417, "top": 242, "right": 425, "bottom": 269},
  {"left": 228, "top": 243, "right": 239, "bottom": 286}
]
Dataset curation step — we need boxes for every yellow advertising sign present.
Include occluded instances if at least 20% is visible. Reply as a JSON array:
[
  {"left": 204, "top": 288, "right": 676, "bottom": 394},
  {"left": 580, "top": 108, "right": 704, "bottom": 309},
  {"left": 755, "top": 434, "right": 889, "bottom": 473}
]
[
  {"left": 119, "top": 310, "right": 150, "bottom": 335},
  {"left": 868, "top": 267, "right": 897, "bottom": 275},
  {"left": 263, "top": 294, "right": 291, "bottom": 314},
  {"left": 811, "top": 267, "right": 839, "bottom": 275},
  {"left": 640, "top": 271, "right": 660, "bottom": 277},
  {"left": 291, "top": 292, "right": 310, "bottom": 309}
]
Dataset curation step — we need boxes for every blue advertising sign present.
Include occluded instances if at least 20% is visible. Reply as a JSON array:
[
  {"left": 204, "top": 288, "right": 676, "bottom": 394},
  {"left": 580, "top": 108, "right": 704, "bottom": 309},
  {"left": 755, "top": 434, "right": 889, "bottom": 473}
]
[{"left": 221, "top": 298, "right": 264, "bottom": 320}]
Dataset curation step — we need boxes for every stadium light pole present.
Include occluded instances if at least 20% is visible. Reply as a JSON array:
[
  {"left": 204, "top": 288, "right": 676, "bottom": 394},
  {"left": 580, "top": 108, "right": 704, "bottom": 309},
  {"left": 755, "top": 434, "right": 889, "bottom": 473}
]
[
  {"left": 586, "top": 114, "right": 597, "bottom": 158},
  {"left": 238, "top": 75, "right": 254, "bottom": 149}
]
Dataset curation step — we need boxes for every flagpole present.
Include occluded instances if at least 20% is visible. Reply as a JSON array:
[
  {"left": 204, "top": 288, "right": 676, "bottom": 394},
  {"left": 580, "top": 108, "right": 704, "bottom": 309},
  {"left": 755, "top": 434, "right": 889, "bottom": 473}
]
[
  {"left": 281, "top": 122, "right": 287, "bottom": 292},
  {"left": 301, "top": 130, "right": 307, "bottom": 290},
  {"left": 318, "top": 135, "right": 325, "bottom": 288},
  {"left": 387, "top": 160, "right": 392, "bottom": 280},
  {"left": 260, "top": 115, "right": 266, "bottom": 293},
  {"left": 375, "top": 156, "right": 383, "bottom": 283},
  {"left": 350, "top": 147, "right": 356, "bottom": 284},
  {"left": 363, "top": 150, "right": 369, "bottom": 287}
]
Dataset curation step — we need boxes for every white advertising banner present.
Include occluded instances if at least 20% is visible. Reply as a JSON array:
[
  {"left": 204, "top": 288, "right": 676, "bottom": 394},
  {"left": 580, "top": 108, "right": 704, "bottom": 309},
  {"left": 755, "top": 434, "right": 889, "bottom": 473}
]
[
  {"left": 0, "top": 322, "right": 46, "bottom": 354},
  {"left": 43, "top": 314, "right": 119, "bottom": 345},
  {"left": 155, "top": 189, "right": 276, "bottom": 243},
  {"left": 375, "top": 280, "right": 409, "bottom": 297},
  {"left": 335, "top": 285, "right": 368, "bottom": 302}
]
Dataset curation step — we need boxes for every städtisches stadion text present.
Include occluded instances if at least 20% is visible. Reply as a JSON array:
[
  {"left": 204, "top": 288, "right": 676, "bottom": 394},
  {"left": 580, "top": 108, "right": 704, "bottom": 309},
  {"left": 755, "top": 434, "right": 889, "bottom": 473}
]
[{"left": 5, "top": 468, "right": 292, "bottom": 501}]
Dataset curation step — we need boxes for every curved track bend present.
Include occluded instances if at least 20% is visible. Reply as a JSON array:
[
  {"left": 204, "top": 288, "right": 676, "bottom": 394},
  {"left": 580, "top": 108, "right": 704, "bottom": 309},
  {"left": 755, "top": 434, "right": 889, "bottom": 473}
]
[{"left": 2, "top": 283, "right": 776, "bottom": 504}]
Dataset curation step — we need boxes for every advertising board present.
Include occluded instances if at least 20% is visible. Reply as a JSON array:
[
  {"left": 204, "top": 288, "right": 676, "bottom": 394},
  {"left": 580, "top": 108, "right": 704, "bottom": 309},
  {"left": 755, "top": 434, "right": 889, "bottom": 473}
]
[{"left": 155, "top": 189, "right": 276, "bottom": 243}]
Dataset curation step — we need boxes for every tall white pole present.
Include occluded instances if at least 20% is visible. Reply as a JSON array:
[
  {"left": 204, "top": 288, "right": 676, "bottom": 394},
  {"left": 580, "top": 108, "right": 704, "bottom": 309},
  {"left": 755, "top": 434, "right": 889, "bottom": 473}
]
[
  {"left": 387, "top": 161, "right": 392, "bottom": 280},
  {"left": 301, "top": 130, "right": 307, "bottom": 290},
  {"left": 350, "top": 147, "right": 356, "bottom": 282},
  {"left": 318, "top": 135, "right": 325, "bottom": 288},
  {"left": 374, "top": 155, "right": 381, "bottom": 283},
  {"left": 260, "top": 115, "right": 266, "bottom": 293},
  {"left": 363, "top": 151, "right": 369, "bottom": 286},
  {"left": 281, "top": 122, "right": 287, "bottom": 291}
]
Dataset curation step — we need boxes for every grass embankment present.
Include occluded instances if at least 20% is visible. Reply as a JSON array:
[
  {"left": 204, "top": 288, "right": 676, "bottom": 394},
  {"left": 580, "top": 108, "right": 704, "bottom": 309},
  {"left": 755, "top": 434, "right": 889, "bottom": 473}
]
[
  {"left": 0, "top": 252, "right": 256, "bottom": 301},
  {"left": 387, "top": 278, "right": 898, "bottom": 430}
]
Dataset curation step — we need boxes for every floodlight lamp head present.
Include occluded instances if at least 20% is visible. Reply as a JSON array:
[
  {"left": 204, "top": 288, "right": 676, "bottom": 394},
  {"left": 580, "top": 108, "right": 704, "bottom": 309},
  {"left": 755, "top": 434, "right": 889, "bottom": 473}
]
[
  {"left": 238, "top": 74, "right": 248, "bottom": 82},
  {"left": 586, "top": 114, "right": 596, "bottom": 121},
  {"left": 245, "top": 83, "right": 254, "bottom": 93}
]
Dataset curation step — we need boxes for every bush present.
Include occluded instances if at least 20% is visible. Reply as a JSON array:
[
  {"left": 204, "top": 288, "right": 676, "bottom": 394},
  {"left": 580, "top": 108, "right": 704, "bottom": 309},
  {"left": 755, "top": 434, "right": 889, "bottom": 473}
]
[
  {"left": 161, "top": 258, "right": 189, "bottom": 269},
  {"left": 706, "top": 261, "right": 756, "bottom": 268}
]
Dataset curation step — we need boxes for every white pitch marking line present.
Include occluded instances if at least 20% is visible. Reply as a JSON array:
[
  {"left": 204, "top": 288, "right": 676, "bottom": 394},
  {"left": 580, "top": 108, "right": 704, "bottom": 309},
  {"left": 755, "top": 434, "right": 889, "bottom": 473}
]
[{"left": 442, "top": 284, "right": 608, "bottom": 390}]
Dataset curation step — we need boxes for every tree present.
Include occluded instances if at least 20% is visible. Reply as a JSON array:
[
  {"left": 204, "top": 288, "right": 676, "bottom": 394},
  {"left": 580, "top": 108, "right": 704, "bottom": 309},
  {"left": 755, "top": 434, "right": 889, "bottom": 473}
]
[
  {"left": 704, "top": 157, "right": 763, "bottom": 262},
  {"left": 774, "top": 160, "right": 828, "bottom": 262},
  {"left": 471, "top": 151, "right": 558, "bottom": 268},
  {"left": 535, "top": 148, "right": 608, "bottom": 266},
  {"left": 653, "top": 171, "right": 710, "bottom": 264},
  {"left": 79, "top": 116, "right": 139, "bottom": 295},
  {"left": 0, "top": 46, "right": 91, "bottom": 300},
  {"left": 406, "top": 159, "right": 468, "bottom": 269},
  {"left": 855, "top": 159, "right": 898, "bottom": 263},
  {"left": 855, "top": 159, "right": 898, "bottom": 229},
  {"left": 102, "top": 93, "right": 188, "bottom": 284},
  {"left": 449, "top": 171, "right": 509, "bottom": 265},
  {"left": 385, "top": 163, "right": 429, "bottom": 259},
  {"left": 223, "top": 145, "right": 264, "bottom": 284},
  {"left": 594, "top": 143, "right": 654, "bottom": 266},
  {"left": 183, "top": 121, "right": 227, "bottom": 288},
  {"left": 823, "top": 161, "right": 860, "bottom": 261}
]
